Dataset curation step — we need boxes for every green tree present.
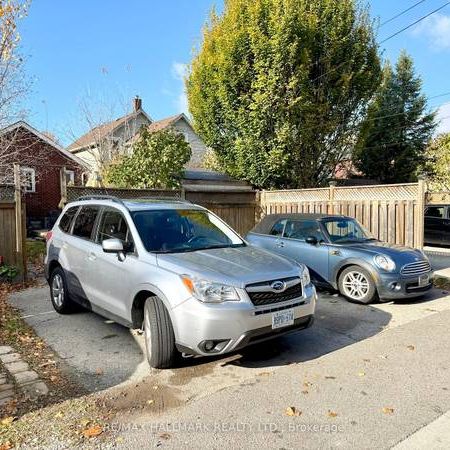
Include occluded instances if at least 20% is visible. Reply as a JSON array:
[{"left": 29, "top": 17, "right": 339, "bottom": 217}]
[
  {"left": 422, "top": 133, "right": 450, "bottom": 190},
  {"left": 354, "top": 52, "right": 436, "bottom": 183},
  {"left": 187, "top": 0, "right": 381, "bottom": 188},
  {"left": 104, "top": 128, "right": 191, "bottom": 189}
]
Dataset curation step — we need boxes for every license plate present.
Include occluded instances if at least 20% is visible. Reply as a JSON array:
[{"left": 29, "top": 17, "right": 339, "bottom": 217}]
[
  {"left": 418, "top": 274, "right": 429, "bottom": 287},
  {"left": 272, "top": 309, "right": 294, "bottom": 329}
]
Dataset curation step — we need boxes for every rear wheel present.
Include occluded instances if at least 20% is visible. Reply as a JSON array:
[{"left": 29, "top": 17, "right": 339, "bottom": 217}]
[
  {"left": 338, "top": 265, "right": 378, "bottom": 304},
  {"left": 50, "top": 267, "right": 78, "bottom": 314},
  {"left": 143, "top": 296, "right": 178, "bottom": 369}
]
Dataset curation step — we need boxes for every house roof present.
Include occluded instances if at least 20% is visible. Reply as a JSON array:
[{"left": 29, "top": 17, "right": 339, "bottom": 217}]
[
  {"left": 67, "top": 109, "right": 152, "bottom": 153},
  {"left": 147, "top": 114, "right": 185, "bottom": 133},
  {"left": 1, "top": 121, "right": 87, "bottom": 168}
]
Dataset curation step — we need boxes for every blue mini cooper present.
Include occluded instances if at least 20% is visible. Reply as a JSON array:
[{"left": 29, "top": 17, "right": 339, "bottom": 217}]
[{"left": 246, "top": 213, "right": 433, "bottom": 304}]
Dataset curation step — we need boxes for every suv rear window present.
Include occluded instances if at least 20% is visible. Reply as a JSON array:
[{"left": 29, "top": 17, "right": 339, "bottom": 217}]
[
  {"left": 59, "top": 206, "right": 79, "bottom": 233},
  {"left": 72, "top": 206, "right": 100, "bottom": 240}
]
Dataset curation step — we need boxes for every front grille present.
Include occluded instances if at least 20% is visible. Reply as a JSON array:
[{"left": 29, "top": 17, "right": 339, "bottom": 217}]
[
  {"left": 400, "top": 260, "right": 431, "bottom": 277},
  {"left": 246, "top": 278, "right": 303, "bottom": 306}
]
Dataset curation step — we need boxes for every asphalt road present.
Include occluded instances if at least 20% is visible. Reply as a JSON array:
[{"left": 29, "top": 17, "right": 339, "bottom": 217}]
[{"left": 9, "top": 284, "right": 450, "bottom": 448}]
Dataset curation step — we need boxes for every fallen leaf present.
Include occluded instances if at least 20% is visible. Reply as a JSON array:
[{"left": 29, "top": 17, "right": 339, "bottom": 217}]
[
  {"left": 301, "top": 390, "right": 309, "bottom": 395},
  {"left": 95, "top": 368, "right": 104, "bottom": 376},
  {"left": 116, "top": 437, "right": 124, "bottom": 444},
  {"left": 325, "top": 376, "right": 336, "bottom": 380},
  {"left": 0, "top": 442, "right": 12, "bottom": 450},
  {"left": 82, "top": 425, "right": 103, "bottom": 438},
  {"left": 363, "top": 359, "right": 371, "bottom": 362},
  {"left": 0, "top": 417, "right": 16, "bottom": 426},
  {"left": 285, "top": 406, "right": 301, "bottom": 417},
  {"left": 54, "top": 411, "right": 64, "bottom": 419},
  {"left": 382, "top": 407, "right": 394, "bottom": 415},
  {"left": 378, "top": 354, "right": 387, "bottom": 359},
  {"left": 257, "top": 372, "right": 271, "bottom": 377},
  {"left": 303, "top": 381, "right": 312, "bottom": 387},
  {"left": 358, "top": 372, "right": 366, "bottom": 377},
  {"left": 153, "top": 385, "right": 159, "bottom": 390},
  {"left": 407, "top": 345, "right": 415, "bottom": 351},
  {"left": 147, "top": 399, "right": 155, "bottom": 405},
  {"left": 159, "top": 433, "right": 171, "bottom": 440},
  {"left": 328, "top": 410, "right": 338, "bottom": 418}
]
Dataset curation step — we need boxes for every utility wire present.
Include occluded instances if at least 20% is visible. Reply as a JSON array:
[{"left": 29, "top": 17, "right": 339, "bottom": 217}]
[
  {"left": 380, "top": 0, "right": 428, "bottom": 27},
  {"left": 380, "top": 2, "right": 450, "bottom": 44}
]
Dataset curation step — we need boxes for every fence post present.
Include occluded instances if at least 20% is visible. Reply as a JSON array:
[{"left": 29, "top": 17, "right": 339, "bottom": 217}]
[
  {"left": 329, "top": 181, "right": 337, "bottom": 215},
  {"left": 13, "top": 164, "right": 22, "bottom": 253},
  {"left": 416, "top": 177, "right": 426, "bottom": 249},
  {"left": 59, "top": 166, "right": 67, "bottom": 208}
]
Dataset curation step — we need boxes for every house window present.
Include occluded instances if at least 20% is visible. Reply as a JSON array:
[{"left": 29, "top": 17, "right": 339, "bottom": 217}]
[
  {"left": 21, "top": 167, "right": 36, "bottom": 193},
  {"left": 66, "top": 170, "right": 75, "bottom": 186}
]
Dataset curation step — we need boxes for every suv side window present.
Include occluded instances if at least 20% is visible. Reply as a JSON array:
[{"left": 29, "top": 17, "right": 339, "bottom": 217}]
[
  {"left": 283, "top": 220, "right": 323, "bottom": 241},
  {"left": 72, "top": 206, "right": 100, "bottom": 240},
  {"left": 59, "top": 206, "right": 79, "bottom": 233},
  {"left": 269, "top": 219, "right": 287, "bottom": 237},
  {"left": 425, "top": 206, "right": 445, "bottom": 218},
  {"left": 96, "top": 208, "right": 134, "bottom": 250}
]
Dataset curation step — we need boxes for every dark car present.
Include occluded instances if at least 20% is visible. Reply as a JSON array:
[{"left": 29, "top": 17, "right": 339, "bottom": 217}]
[
  {"left": 424, "top": 205, "right": 450, "bottom": 246},
  {"left": 246, "top": 213, "right": 433, "bottom": 304}
]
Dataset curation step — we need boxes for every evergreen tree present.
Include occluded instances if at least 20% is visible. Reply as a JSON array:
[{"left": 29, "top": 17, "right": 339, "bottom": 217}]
[{"left": 355, "top": 52, "right": 436, "bottom": 183}]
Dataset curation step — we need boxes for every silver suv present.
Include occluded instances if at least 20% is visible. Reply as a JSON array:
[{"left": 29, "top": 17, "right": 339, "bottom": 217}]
[{"left": 45, "top": 197, "right": 316, "bottom": 368}]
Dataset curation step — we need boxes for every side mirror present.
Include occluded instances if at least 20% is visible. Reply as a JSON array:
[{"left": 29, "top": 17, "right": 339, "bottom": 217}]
[
  {"left": 102, "top": 238, "right": 124, "bottom": 253},
  {"left": 305, "top": 236, "right": 318, "bottom": 246}
]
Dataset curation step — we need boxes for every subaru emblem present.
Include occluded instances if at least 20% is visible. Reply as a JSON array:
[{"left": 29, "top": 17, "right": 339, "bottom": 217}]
[{"left": 271, "top": 280, "right": 286, "bottom": 292}]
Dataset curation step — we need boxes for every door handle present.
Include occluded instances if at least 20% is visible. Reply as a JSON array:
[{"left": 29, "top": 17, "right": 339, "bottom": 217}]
[
  {"left": 276, "top": 241, "right": 285, "bottom": 248},
  {"left": 88, "top": 252, "right": 97, "bottom": 261}
]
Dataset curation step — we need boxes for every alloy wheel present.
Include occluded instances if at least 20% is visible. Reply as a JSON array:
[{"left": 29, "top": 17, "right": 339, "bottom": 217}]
[
  {"left": 341, "top": 271, "right": 370, "bottom": 301},
  {"left": 52, "top": 274, "right": 64, "bottom": 307}
]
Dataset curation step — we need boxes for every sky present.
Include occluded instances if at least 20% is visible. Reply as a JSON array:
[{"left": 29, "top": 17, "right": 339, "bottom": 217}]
[{"left": 18, "top": 0, "right": 450, "bottom": 146}]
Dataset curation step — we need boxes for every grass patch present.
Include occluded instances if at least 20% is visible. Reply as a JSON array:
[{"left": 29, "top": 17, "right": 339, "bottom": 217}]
[{"left": 26, "top": 240, "right": 46, "bottom": 262}]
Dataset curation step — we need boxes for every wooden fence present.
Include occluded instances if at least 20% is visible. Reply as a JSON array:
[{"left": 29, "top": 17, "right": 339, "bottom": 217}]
[
  {"left": 260, "top": 181, "right": 426, "bottom": 249},
  {"left": 0, "top": 167, "right": 27, "bottom": 280}
]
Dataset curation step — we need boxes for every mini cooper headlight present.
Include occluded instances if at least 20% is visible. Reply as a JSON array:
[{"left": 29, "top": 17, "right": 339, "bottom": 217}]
[
  {"left": 373, "top": 254, "right": 396, "bottom": 272},
  {"left": 181, "top": 276, "right": 240, "bottom": 303}
]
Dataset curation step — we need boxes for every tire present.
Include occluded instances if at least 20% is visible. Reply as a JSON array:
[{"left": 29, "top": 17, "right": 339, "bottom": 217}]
[
  {"left": 143, "top": 296, "right": 178, "bottom": 369},
  {"left": 49, "top": 267, "right": 77, "bottom": 314},
  {"left": 338, "top": 265, "right": 378, "bottom": 305}
]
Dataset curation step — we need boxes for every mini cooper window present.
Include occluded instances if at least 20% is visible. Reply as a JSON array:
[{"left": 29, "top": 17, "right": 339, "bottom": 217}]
[
  {"left": 323, "top": 218, "right": 373, "bottom": 243},
  {"left": 269, "top": 219, "right": 287, "bottom": 237},
  {"left": 283, "top": 220, "right": 324, "bottom": 241}
]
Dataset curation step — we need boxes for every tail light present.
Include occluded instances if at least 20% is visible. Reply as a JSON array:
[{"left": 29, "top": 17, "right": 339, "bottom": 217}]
[{"left": 46, "top": 230, "right": 53, "bottom": 242}]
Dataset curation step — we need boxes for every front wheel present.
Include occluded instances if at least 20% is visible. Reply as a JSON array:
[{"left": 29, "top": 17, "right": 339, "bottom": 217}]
[
  {"left": 143, "top": 296, "right": 178, "bottom": 369},
  {"left": 338, "top": 265, "right": 378, "bottom": 304}
]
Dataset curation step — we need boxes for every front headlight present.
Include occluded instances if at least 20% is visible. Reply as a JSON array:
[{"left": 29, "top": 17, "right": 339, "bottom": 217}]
[
  {"left": 301, "top": 265, "right": 311, "bottom": 286},
  {"left": 181, "top": 276, "right": 240, "bottom": 303},
  {"left": 373, "top": 254, "right": 396, "bottom": 272}
]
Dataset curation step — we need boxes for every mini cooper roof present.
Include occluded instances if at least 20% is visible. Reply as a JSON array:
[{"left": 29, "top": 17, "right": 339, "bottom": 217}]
[{"left": 250, "top": 213, "right": 352, "bottom": 235}]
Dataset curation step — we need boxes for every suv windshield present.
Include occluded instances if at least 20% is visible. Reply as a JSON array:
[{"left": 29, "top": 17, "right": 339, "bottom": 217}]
[
  {"left": 131, "top": 209, "right": 245, "bottom": 253},
  {"left": 322, "top": 218, "right": 375, "bottom": 243}
]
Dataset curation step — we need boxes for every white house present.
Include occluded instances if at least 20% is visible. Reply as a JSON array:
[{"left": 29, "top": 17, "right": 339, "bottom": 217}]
[{"left": 67, "top": 96, "right": 208, "bottom": 184}]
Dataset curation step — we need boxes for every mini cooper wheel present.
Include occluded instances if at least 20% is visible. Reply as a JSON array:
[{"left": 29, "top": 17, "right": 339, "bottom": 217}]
[
  {"left": 49, "top": 267, "right": 77, "bottom": 314},
  {"left": 338, "top": 265, "right": 378, "bottom": 304},
  {"left": 143, "top": 296, "right": 178, "bottom": 369}
]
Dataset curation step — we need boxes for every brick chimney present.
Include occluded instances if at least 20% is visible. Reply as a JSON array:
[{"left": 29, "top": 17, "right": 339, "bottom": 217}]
[{"left": 133, "top": 95, "right": 142, "bottom": 112}]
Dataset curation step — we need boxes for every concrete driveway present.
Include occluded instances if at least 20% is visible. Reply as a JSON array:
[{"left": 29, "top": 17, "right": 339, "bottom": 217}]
[{"left": 9, "top": 284, "right": 450, "bottom": 404}]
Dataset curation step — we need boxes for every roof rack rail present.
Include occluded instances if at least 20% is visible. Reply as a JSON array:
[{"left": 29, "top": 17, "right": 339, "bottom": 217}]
[
  {"left": 131, "top": 196, "right": 192, "bottom": 204},
  {"left": 76, "top": 195, "right": 125, "bottom": 205}
]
